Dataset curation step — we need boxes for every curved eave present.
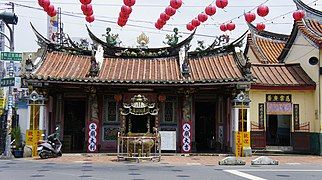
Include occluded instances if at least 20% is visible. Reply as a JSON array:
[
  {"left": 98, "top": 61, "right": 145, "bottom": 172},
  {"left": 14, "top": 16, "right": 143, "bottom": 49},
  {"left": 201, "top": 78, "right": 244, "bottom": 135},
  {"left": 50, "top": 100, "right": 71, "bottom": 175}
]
[
  {"left": 189, "top": 31, "right": 248, "bottom": 57},
  {"left": 251, "top": 84, "right": 316, "bottom": 90},
  {"left": 278, "top": 22, "right": 298, "bottom": 62},
  {"left": 293, "top": 0, "right": 322, "bottom": 19},
  {"left": 247, "top": 22, "right": 289, "bottom": 41},
  {"left": 31, "top": 22, "right": 57, "bottom": 47},
  {"left": 22, "top": 75, "right": 252, "bottom": 86},
  {"left": 86, "top": 25, "right": 196, "bottom": 57}
]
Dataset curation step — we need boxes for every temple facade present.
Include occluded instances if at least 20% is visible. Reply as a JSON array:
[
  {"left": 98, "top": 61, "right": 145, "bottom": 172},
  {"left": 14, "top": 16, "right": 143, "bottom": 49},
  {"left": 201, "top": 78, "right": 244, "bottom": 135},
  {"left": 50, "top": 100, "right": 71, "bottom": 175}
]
[{"left": 21, "top": 0, "right": 322, "bottom": 154}]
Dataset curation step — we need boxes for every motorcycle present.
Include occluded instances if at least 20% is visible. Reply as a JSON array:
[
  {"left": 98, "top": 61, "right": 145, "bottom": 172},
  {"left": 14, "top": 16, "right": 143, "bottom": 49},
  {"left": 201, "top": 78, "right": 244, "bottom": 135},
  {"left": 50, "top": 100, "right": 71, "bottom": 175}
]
[{"left": 37, "top": 127, "right": 62, "bottom": 159}]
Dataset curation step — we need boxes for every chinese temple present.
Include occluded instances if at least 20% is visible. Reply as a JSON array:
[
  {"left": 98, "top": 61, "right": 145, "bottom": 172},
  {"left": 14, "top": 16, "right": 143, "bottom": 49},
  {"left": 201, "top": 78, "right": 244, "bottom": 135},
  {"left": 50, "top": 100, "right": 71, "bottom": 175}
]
[{"left": 21, "top": 0, "right": 322, "bottom": 155}]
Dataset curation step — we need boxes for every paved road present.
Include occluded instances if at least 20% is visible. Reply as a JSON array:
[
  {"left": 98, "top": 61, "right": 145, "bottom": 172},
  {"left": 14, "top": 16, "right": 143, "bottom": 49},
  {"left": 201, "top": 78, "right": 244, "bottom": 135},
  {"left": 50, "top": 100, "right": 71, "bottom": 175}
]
[{"left": 1, "top": 158, "right": 322, "bottom": 180}]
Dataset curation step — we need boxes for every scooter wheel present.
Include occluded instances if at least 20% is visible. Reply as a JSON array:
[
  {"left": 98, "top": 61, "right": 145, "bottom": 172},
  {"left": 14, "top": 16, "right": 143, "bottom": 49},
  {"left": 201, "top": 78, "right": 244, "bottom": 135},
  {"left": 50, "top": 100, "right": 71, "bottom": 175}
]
[
  {"left": 57, "top": 152, "right": 62, "bottom": 157},
  {"left": 39, "top": 152, "right": 48, "bottom": 159}
]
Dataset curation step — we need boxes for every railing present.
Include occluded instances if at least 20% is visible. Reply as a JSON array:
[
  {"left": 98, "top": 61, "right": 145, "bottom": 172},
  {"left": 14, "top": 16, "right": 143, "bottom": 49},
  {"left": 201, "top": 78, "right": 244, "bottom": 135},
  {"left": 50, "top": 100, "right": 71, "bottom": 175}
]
[{"left": 117, "top": 132, "right": 161, "bottom": 162}]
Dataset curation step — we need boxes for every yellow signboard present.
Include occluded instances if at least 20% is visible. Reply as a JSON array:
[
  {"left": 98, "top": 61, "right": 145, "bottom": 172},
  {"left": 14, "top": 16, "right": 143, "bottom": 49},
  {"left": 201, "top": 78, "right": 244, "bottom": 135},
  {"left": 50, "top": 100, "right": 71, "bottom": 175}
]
[
  {"left": 0, "top": 98, "right": 5, "bottom": 109},
  {"left": 26, "top": 130, "right": 44, "bottom": 156},
  {"left": 243, "top": 132, "right": 251, "bottom": 147},
  {"left": 235, "top": 132, "right": 242, "bottom": 157}
]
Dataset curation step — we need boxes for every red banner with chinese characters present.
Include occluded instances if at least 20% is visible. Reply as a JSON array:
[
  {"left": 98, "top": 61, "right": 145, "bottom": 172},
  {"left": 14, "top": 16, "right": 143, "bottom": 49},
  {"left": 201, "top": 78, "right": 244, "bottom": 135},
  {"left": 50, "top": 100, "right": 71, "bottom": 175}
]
[
  {"left": 87, "top": 121, "right": 99, "bottom": 153},
  {"left": 181, "top": 120, "right": 192, "bottom": 153}
]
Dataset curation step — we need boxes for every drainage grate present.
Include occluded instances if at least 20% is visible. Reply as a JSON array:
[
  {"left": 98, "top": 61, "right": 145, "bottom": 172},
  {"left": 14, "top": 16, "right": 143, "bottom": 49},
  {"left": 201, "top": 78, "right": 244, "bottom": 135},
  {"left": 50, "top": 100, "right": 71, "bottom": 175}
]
[
  {"left": 129, "top": 173, "right": 141, "bottom": 176},
  {"left": 132, "top": 179, "right": 145, "bottom": 180},
  {"left": 82, "top": 165, "right": 92, "bottom": 168},
  {"left": 177, "top": 175, "right": 190, "bottom": 178},
  {"left": 277, "top": 175, "right": 290, "bottom": 177},
  {"left": 30, "top": 174, "right": 45, "bottom": 177},
  {"left": 6, "top": 162, "right": 16, "bottom": 165},
  {"left": 0, "top": 166, "right": 10, "bottom": 168},
  {"left": 160, "top": 162, "right": 169, "bottom": 165},
  {"left": 164, "top": 165, "right": 175, "bottom": 168},
  {"left": 41, "top": 166, "right": 53, "bottom": 169},
  {"left": 37, "top": 169, "right": 50, "bottom": 172},
  {"left": 81, "top": 169, "right": 93, "bottom": 172},
  {"left": 172, "top": 169, "right": 183, "bottom": 172},
  {"left": 214, "top": 168, "right": 223, "bottom": 171},
  {"left": 79, "top": 175, "right": 92, "bottom": 178},
  {"left": 128, "top": 168, "right": 139, "bottom": 171},
  {"left": 82, "top": 162, "right": 92, "bottom": 165},
  {"left": 45, "top": 163, "right": 56, "bottom": 165}
]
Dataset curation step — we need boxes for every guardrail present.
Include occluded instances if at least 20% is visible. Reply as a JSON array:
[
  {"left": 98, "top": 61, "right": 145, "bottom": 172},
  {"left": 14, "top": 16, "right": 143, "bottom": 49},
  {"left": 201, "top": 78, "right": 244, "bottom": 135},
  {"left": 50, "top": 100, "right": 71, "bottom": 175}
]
[{"left": 117, "top": 132, "right": 161, "bottom": 162}]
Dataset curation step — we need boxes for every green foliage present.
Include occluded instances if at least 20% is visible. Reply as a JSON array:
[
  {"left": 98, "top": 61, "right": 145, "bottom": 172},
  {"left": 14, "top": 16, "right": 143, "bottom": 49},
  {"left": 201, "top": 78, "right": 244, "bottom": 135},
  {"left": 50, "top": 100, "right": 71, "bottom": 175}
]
[{"left": 11, "top": 127, "right": 23, "bottom": 149}]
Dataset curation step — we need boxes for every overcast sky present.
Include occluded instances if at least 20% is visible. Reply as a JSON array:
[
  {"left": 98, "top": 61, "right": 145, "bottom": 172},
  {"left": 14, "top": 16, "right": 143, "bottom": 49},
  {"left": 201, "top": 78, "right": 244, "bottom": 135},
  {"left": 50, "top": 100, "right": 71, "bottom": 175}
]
[{"left": 0, "top": 0, "right": 321, "bottom": 52}]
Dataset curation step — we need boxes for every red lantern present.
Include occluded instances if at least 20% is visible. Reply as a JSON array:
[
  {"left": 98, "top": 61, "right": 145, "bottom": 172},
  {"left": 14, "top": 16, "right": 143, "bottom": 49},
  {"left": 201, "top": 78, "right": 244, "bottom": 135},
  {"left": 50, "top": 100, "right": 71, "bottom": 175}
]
[
  {"left": 256, "top": 23, "right": 265, "bottom": 31},
  {"left": 216, "top": 0, "right": 228, "bottom": 9},
  {"left": 205, "top": 5, "right": 216, "bottom": 16},
  {"left": 80, "top": 0, "right": 92, "bottom": 5},
  {"left": 244, "top": 12, "right": 256, "bottom": 23},
  {"left": 84, "top": 8, "right": 93, "bottom": 16},
  {"left": 47, "top": 4, "right": 54, "bottom": 13},
  {"left": 165, "top": 6, "right": 176, "bottom": 16},
  {"left": 186, "top": 23, "right": 195, "bottom": 31},
  {"left": 220, "top": 24, "right": 227, "bottom": 32},
  {"left": 118, "top": 17, "right": 127, "bottom": 27},
  {"left": 42, "top": 0, "right": 50, "bottom": 8},
  {"left": 38, "top": 0, "right": 44, "bottom": 7},
  {"left": 226, "top": 22, "right": 235, "bottom": 31},
  {"left": 197, "top": 13, "right": 208, "bottom": 23},
  {"left": 257, "top": 5, "right": 269, "bottom": 17},
  {"left": 121, "top": 5, "right": 132, "bottom": 15},
  {"left": 170, "top": 0, "right": 182, "bottom": 9},
  {"left": 155, "top": 22, "right": 163, "bottom": 30},
  {"left": 81, "top": 4, "right": 92, "bottom": 14},
  {"left": 160, "top": 12, "right": 170, "bottom": 21},
  {"left": 123, "top": 0, "right": 136, "bottom": 7},
  {"left": 43, "top": 5, "right": 50, "bottom": 12},
  {"left": 48, "top": 9, "right": 57, "bottom": 17},
  {"left": 191, "top": 19, "right": 200, "bottom": 27},
  {"left": 86, "top": 15, "right": 95, "bottom": 23},
  {"left": 119, "top": 12, "right": 130, "bottom": 19},
  {"left": 157, "top": 18, "right": 166, "bottom": 26},
  {"left": 293, "top": 10, "right": 305, "bottom": 21}
]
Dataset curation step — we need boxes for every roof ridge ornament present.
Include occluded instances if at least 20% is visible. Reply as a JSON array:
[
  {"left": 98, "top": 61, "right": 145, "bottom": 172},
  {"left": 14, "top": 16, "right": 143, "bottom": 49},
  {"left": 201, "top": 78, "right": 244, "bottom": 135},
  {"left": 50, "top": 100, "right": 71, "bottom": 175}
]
[
  {"left": 102, "top": 27, "right": 121, "bottom": 47},
  {"left": 163, "top": 28, "right": 182, "bottom": 47}
]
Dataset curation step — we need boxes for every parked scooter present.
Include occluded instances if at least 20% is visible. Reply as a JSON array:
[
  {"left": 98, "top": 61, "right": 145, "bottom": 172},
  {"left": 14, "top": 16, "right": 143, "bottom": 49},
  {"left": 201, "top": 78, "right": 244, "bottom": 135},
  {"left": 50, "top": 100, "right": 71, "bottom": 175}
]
[{"left": 37, "top": 127, "right": 62, "bottom": 159}]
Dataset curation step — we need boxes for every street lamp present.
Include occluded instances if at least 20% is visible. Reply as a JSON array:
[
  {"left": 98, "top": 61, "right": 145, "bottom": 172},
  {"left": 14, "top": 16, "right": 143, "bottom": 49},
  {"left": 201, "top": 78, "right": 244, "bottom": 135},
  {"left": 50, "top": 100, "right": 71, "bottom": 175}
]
[{"left": 0, "top": 9, "right": 18, "bottom": 157}]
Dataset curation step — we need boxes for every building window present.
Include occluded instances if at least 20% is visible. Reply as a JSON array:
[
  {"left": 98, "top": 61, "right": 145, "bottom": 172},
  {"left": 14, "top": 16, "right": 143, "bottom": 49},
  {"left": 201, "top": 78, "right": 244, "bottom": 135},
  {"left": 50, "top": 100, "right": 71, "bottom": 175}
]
[
  {"left": 162, "top": 96, "right": 177, "bottom": 123},
  {"left": 103, "top": 96, "right": 118, "bottom": 123}
]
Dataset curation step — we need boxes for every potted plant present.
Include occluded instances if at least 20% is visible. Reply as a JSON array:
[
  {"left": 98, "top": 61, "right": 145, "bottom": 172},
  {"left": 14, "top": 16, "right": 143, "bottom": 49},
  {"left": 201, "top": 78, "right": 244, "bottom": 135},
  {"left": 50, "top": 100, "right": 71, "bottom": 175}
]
[{"left": 11, "top": 127, "right": 24, "bottom": 158}]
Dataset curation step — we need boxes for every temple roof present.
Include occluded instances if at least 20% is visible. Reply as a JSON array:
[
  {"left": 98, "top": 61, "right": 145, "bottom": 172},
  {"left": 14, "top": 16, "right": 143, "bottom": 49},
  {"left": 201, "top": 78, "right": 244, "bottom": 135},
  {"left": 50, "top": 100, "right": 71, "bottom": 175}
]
[
  {"left": 245, "top": 23, "right": 289, "bottom": 64},
  {"left": 22, "top": 50, "right": 252, "bottom": 86},
  {"left": 251, "top": 63, "right": 315, "bottom": 89}
]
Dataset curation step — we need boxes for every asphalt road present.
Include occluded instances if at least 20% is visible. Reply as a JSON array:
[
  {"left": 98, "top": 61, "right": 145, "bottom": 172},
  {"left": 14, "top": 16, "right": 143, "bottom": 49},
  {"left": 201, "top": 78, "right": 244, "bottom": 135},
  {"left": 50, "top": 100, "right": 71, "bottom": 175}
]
[{"left": 1, "top": 159, "right": 322, "bottom": 180}]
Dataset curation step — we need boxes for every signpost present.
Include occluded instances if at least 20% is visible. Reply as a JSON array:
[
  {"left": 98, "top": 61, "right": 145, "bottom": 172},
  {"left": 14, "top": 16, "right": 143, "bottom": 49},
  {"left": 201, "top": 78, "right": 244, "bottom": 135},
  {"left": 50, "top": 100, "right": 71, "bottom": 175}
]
[{"left": 0, "top": 52, "right": 22, "bottom": 61}]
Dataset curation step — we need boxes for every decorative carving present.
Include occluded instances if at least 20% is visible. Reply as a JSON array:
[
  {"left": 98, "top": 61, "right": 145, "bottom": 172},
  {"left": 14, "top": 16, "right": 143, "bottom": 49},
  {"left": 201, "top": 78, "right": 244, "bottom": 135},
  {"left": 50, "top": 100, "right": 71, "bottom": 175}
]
[
  {"left": 195, "top": 40, "right": 206, "bottom": 51},
  {"left": 120, "top": 94, "right": 159, "bottom": 116},
  {"left": 164, "top": 28, "right": 182, "bottom": 47},
  {"left": 137, "top": 32, "right": 150, "bottom": 48},
  {"left": 209, "top": 35, "right": 230, "bottom": 49},
  {"left": 102, "top": 28, "right": 121, "bottom": 47},
  {"left": 179, "top": 45, "right": 189, "bottom": 76}
]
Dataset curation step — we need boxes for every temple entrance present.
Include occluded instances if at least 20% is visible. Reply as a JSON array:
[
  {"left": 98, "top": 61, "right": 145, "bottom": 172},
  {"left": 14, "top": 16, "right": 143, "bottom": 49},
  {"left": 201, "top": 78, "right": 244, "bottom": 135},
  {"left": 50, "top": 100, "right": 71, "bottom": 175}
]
[
  {"left": 126, "top": 115, "right": 155, "bottom": 133},
  {"left": 266, "top": 115, "right": 291, "bottom": 146},
  {"left": 63, "top": 100, "right": 86, "bottom": 152},
  {"left": 195, "top": 102, "right": 216, "bottom": 152}
]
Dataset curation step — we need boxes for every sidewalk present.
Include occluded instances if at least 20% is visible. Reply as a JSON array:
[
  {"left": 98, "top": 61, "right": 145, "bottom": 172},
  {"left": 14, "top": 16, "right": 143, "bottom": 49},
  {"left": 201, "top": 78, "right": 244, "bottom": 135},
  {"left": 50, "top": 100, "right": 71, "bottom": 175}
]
[{"left": 22, "top": 153, "right": 322, "bottom": 165}]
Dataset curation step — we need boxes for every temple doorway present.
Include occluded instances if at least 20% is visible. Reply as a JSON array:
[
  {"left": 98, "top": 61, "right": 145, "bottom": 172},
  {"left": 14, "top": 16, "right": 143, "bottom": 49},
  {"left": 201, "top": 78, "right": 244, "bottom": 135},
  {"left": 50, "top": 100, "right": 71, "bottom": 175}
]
[
  {"left": 266, "top": 115, "right": 291, "bottom": 146},
  {"left": 63, "top": 100, "right": 86, "bottom": 152},
  {"left": 195, "top": 102, "right": 216, "bottom": 152}
]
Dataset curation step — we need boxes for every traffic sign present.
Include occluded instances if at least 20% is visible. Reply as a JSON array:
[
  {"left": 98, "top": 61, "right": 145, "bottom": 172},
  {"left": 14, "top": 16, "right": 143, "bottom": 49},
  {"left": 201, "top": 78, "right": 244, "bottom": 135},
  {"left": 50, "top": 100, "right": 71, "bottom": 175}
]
[
  {"left": 0, "top": 77, "right": 21, "bottom": 87},
  {"left": 0, "top": 52, "right": 22, "bottom": 61}
]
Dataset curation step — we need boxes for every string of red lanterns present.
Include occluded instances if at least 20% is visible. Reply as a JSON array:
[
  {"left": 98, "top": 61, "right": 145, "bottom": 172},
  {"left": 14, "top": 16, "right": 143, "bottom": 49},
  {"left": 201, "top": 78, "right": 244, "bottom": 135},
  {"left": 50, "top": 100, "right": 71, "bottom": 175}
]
[
  {"left": 38, "top": 0, "right": 57, "bottom": 17},
  {"left": 186, "top": 5, "right": 217, "bottom": 31},
  {"left": 155, "top": 0, "right": 182, "bottom": 30},
  {"left": 80, "top": 0, "right": 94, "bottom": 23},
  {"left": 215, "top": 0, "right": 228, "bottom": 9},
  {"left": 293, "top": 10, "right": 305, "bottom": 21},
  {"left": 117, "top": 0, "right": 135, "bottom": 27}
]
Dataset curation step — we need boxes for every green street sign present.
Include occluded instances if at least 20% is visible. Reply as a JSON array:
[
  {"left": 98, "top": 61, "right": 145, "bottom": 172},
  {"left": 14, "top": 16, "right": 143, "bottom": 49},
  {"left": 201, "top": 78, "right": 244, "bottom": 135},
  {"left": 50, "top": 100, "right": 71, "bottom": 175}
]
[
  {"left": 0, "top": 52, "right": 22, "bottom": 61},
  {"left": 0, "top": 77, "right": 15, "bottom": 87}
]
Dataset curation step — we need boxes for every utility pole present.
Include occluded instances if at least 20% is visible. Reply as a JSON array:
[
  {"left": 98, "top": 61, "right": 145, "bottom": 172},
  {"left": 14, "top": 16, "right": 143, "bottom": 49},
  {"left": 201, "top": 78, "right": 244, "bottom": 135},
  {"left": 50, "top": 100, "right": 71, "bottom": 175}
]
[{"left": 0, "top": 1, "right": 18, "bottom": 157}]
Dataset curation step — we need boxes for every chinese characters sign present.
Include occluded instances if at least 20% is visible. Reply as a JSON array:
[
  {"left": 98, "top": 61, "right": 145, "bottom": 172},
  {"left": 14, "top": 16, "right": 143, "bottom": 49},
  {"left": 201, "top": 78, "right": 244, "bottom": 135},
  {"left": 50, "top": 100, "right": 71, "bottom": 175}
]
[
  {"left": 266, "top": 102, "right": 292, "bottom": 115},
  {"left": 181, "top": 121, "right": 192, "bottom": 153},
  {"left": 266, "top": 94, "right": 291, "bottom": 102},
  {"left": 0, "top": 52, "right": 22, "bottom": 61},
  {"left": 293, "top": 104, "right": 300, "bottom": 130},
  {"left": 87, "top": 122, "right": 98, "bottom": 152}
]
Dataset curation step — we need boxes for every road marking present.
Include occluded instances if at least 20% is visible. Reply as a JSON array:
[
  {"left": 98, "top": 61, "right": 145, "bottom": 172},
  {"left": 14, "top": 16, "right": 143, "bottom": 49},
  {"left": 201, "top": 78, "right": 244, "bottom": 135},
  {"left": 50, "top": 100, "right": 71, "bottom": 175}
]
[
  {"left": 285, "top": 163, "right": 301, "bottom": 165},
  {"left": 187, "top": 163, "right": 201, "bottom": 165},
  {"left": 224, "top": 170, "right": 267, "bottom": 180},
  {"left": 239, "top": 169, "right": 322, "bottom": 172}
]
